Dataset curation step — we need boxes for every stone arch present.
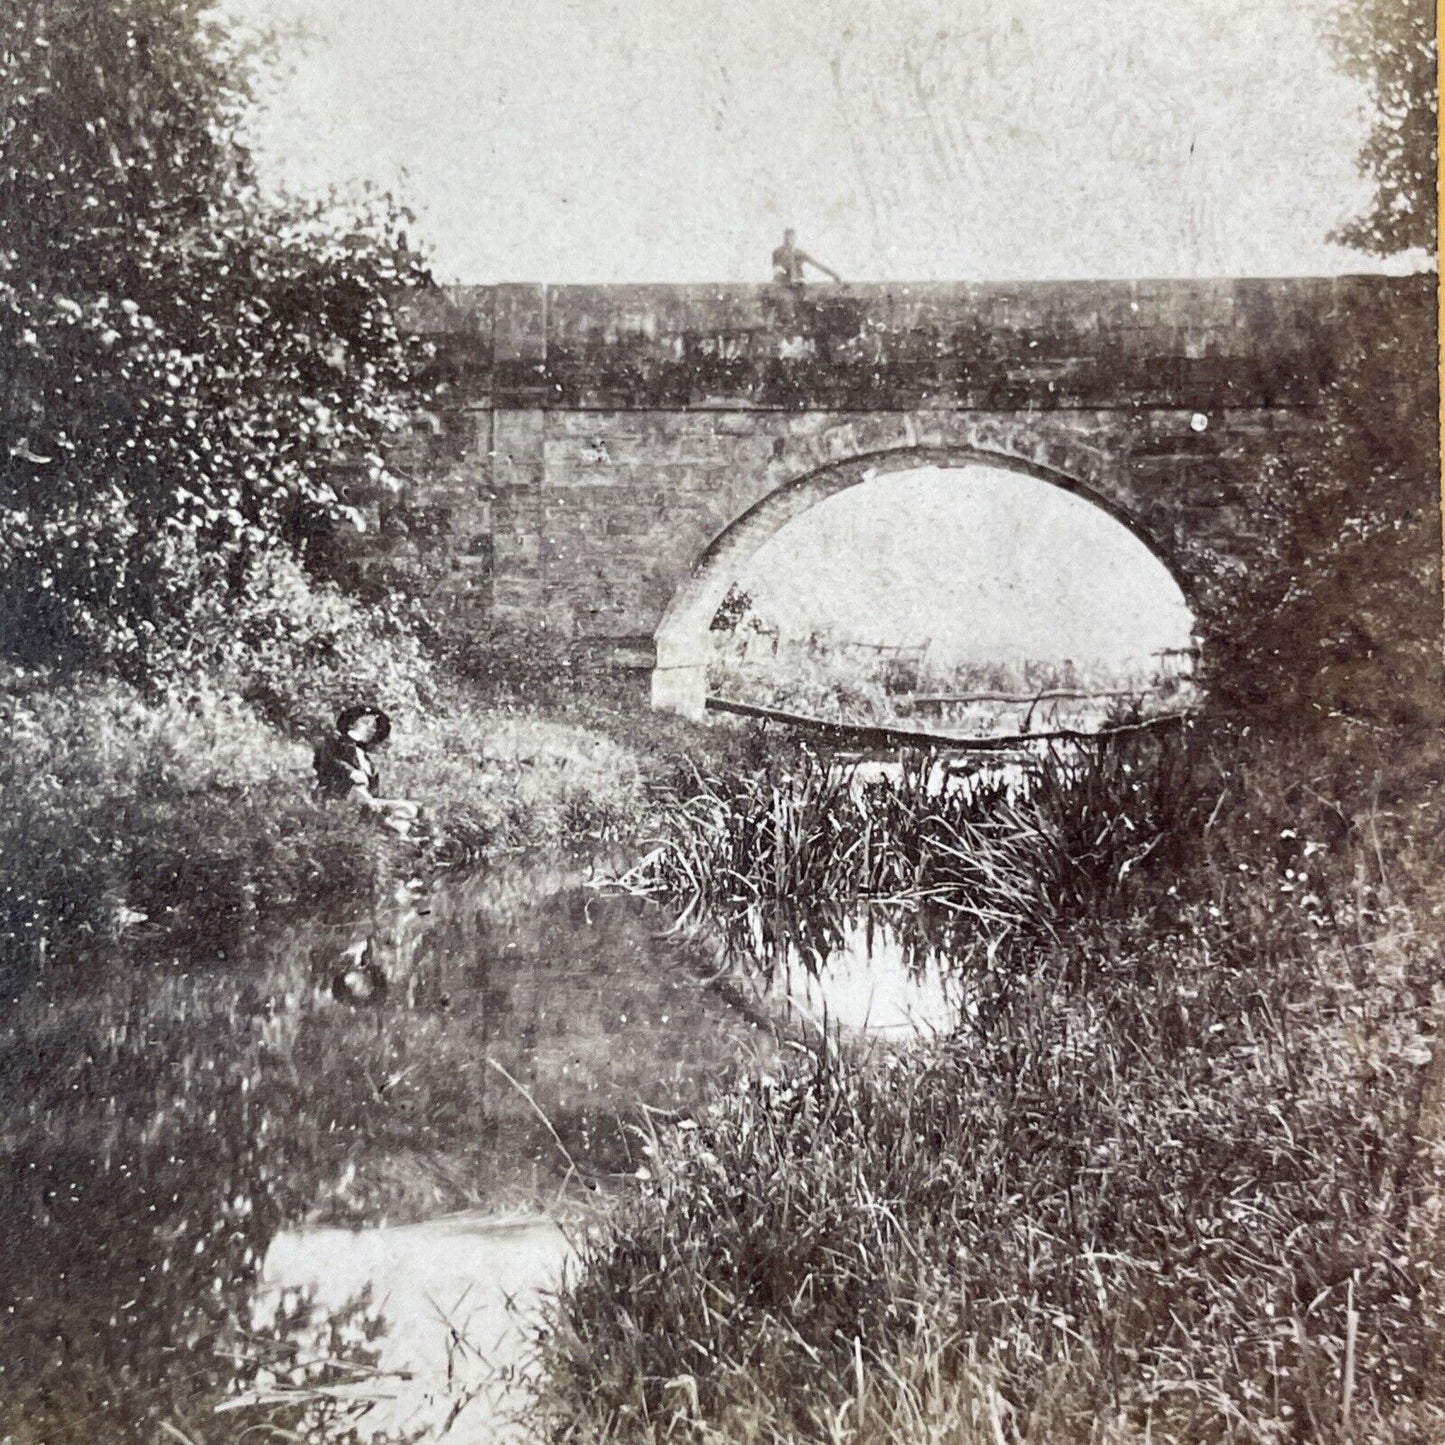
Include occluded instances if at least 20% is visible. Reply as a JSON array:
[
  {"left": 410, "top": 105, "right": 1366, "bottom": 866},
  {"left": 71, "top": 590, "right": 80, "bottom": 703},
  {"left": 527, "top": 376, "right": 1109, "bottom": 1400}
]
[{"left": 650, "top": 441, "right": 1192, "bottom": 717}]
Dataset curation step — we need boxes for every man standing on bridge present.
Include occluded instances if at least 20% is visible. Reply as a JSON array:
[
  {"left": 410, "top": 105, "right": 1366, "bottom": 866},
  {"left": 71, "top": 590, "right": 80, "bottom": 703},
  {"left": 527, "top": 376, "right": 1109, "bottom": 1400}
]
[{"left": 771, "top": 228, "right": 842, "bottom": 285}]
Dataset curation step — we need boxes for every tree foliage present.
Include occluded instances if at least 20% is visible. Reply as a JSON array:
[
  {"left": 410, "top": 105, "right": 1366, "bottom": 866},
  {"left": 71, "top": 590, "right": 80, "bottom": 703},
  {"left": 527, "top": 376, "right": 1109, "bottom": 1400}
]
[
  {"left": 1326, "top": 0, "right": 1439, "bottom": 254},
  {"left": 0, "top": 0, "right": 429, "bottom": 677},
  {"left": 1190, "top": 279, "right": 1441, "bottom": 737}
]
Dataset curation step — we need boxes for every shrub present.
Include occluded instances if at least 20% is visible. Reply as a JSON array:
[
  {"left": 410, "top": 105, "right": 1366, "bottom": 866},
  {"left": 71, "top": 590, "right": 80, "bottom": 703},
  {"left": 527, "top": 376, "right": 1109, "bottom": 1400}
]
[
  {"left": 426, "top": 616, "right": 583, "bottom": 707},
  {"left": 1186, "top": 279, "right": 1440, "bottom": 738},
  {"left": 206, "top": 548, "right": 436, "bottom": 734},
  {"left": 0, "top": 0, "right": 429, "bottom": 679}
]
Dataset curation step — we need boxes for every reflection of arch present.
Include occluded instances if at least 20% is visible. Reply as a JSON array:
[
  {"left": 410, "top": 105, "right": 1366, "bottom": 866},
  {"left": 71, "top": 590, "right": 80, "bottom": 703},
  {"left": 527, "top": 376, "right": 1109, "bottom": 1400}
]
[{"left": 651, "top": 444, "right": 1190, "bottom": 717}]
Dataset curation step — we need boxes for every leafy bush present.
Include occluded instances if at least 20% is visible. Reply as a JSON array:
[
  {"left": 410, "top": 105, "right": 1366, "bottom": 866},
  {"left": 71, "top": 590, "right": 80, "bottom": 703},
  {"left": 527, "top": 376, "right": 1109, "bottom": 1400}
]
[
  {"left": 425, "top": 616, "right": 582, "bottom": 706},
  {"left": 208, "top": 548, "right": 436, "bottom": 734},
  {"left": 1186, "top": 280, "right": 1440, "bottom": 739},
  {"left": 0, "top": 0, "right": 429, "bottom": 680},
  {"left": 1324, "top": 0, "right": 1438, "bottom": 256}
]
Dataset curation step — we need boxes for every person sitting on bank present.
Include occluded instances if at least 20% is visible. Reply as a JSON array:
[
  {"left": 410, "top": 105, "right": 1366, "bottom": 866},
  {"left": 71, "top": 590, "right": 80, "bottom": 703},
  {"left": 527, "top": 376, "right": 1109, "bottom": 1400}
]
[
  {"left": 313, "top": 704, "right": 421, "bottom": 835},
  {"left": 771, "top": 228, "right": 842, "bottom": 285}
]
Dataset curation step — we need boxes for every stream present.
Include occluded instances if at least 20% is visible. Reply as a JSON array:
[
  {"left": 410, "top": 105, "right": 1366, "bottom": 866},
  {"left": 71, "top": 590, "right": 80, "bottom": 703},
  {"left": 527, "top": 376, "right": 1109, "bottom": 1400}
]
[{"left": 1, "top": 855, "right": 979, "bottom": 1441}]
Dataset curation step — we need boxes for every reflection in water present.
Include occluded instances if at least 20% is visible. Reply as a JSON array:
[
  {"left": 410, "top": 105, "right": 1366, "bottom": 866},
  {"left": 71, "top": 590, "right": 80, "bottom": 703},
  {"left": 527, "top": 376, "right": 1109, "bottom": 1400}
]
[
  {"left": 712, "top": 900, "right": 996, "bottom": 1041},
  {"left": 1, "top": 852, "right": 990, "bottom": 1438},
  {"left": 262, "top": 1212, "right": 574, "bottom": 1441},
  {"left": 0, "top": 861, "right": 773, "bottom": 1441},
  {"left": 745, "top": 911, "right": 967, "bottom": 1035},
  {"left": 845, "top": 754, "right": 1027, "bottom": 796}
]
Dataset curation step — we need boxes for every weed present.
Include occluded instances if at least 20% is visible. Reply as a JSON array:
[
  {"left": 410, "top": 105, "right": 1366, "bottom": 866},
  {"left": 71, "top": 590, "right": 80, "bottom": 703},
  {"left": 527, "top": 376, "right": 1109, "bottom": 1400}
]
[{"left": 534, "top": 726, "right": 1445, "bottom": 1444}]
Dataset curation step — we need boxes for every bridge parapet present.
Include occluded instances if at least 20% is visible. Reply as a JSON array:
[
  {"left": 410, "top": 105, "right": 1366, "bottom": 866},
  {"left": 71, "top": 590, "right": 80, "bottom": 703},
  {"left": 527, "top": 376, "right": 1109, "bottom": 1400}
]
[{"left": 400, "top": 275, "right": 1415, "bottom": 413}]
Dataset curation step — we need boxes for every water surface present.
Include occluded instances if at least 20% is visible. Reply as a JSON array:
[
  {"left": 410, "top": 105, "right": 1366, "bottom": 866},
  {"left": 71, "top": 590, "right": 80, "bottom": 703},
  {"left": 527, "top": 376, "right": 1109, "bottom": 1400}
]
[{"left": 2, "top": 854, "right": 977, "bottom": 1440}]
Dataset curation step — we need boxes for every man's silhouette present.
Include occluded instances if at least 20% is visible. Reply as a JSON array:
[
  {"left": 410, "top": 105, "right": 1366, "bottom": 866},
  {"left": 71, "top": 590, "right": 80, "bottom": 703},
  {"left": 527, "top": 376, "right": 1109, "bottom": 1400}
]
[{"left": 771, "top": 229, "right": 841, "bottom": 285}]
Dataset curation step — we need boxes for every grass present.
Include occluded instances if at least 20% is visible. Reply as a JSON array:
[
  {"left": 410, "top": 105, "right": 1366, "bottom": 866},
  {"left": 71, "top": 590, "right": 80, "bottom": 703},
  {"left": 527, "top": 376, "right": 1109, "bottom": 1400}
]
[
  {"left": 531, "top": 724, "right": 1445, "bottom": 1444},
  {"left": 0, "top": 659, "right": 756, "bottom": 981},
  {"left": 706, "top": 628, "right": 1188, "bottom": 735}
]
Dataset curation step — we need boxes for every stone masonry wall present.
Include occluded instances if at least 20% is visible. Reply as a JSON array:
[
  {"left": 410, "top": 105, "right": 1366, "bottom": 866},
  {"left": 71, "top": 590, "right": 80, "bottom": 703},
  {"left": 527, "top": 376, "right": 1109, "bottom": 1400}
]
[{"left": 343, "top": 274, "right": 1433, "bottom": 673}]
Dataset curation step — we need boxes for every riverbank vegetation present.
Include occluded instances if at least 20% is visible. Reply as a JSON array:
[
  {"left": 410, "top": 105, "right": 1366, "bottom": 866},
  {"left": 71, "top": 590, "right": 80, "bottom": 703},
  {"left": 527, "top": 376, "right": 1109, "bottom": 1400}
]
[
  {"left": 618, "top": 729, "right": 1201, "bottom": 932},
  {"left": 706, "top": 609, "right": 1190, "bottom": 734},
  {"left": 0, "top": 661, "right": 664, "bottom": 982},
  {"left": 537, "top": 721, "right": 1445, "bottom": 1443}
]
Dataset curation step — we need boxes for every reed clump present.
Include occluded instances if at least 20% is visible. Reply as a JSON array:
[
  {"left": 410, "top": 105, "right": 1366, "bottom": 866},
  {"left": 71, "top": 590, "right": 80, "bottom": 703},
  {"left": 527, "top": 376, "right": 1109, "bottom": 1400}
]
[
  {"left": 618, "top": 730, "right": 1203, "bottom": 942},
  {"left": 534, "top": 727, "right": 1445, "bottom": 1443}
]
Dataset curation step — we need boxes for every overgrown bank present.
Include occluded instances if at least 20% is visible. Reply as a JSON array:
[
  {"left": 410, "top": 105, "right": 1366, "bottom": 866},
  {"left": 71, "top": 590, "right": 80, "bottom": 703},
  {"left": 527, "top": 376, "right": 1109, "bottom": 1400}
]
[
  {"left": 0, "top": 651, "right": 777, "bottom": 983},
  {"left": 533, "top": 724, "right": 1445, "bottom": 1444}
]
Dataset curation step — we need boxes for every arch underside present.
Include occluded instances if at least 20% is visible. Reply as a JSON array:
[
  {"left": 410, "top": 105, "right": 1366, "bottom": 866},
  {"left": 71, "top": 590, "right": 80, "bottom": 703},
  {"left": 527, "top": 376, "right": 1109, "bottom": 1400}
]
[{"left": 650, "top": 441, "right": 1190, "bottom": 718}]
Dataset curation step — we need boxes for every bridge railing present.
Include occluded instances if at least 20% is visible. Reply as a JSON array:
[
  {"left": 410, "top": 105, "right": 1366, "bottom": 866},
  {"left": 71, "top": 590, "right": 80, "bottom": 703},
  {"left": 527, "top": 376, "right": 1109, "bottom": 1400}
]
[{"left": 704, "top": 693, "right": 1196, "bottom": 753}]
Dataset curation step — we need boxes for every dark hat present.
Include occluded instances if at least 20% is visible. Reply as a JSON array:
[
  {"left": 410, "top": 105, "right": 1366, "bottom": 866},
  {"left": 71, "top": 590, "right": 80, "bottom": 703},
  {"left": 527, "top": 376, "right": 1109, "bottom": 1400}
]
[{"left": 336, "top": 703, "right": 392, "bottom": 744}]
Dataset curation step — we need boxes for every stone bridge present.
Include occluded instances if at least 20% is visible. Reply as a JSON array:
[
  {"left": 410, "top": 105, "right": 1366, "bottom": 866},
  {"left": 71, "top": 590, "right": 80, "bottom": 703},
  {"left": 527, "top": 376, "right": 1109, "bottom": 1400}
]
[{"left": 359, "top": 275, "right": 1427, "bottom": 716}]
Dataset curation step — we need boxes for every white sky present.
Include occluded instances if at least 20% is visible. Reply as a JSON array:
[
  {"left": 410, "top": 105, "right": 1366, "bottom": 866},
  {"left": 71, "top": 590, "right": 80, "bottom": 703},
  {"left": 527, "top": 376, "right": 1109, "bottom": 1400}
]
[
  {"left": 227, "top": 0, "right": 1426, "bottom": 284},
  {"left": 730, "top": 467, "right": 1195, "bottom": 666}
]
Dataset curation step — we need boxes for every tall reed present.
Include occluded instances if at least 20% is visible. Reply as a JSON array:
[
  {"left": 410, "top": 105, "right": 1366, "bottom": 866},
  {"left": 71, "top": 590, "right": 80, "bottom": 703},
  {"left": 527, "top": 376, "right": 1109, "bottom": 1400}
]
[{"left": 618, "top": 731, "right": 1202, "bottom": 946}]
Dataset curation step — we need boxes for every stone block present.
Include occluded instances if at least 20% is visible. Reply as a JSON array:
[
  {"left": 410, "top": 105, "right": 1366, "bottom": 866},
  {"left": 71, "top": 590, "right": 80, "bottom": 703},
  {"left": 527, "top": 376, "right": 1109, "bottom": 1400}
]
[
  {"left": 494, "top": 530, "right": 541, "bottom": 563},
  {"left": 492, "top": 577, "right": 546, "bottom": 614},
  {"left": 491, "top": 503, "right": 543, "bottom": 554},
  {"left": 493, "top": 411, "right": 546, "bottom": 489},
  {"left": 493, "top": 283, "right": 546, "bottom": 364},
  {"left": 712, "top": 411, "right": 775, "bottom": 436}
]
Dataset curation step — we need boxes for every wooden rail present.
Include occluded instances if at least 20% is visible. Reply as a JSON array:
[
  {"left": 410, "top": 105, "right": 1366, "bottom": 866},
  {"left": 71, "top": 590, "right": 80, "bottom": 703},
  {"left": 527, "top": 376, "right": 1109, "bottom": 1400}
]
[
  {"left": 906, "top": 687, "right": 1152, "bottom": 708},
  {"left": 704, "top": 694, "right": 1195, "bottom": 751}
]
